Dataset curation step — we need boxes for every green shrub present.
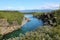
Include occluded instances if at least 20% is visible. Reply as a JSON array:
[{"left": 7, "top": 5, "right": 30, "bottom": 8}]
[{"left": 0, "top": 34, "right": 3, "bottom": 40}]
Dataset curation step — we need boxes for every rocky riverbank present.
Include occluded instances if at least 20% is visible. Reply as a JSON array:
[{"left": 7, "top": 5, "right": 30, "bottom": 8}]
[
  {"left": 0, "top": 17, "right": 28, "bottom": 35},
  {"left": 33, "top": 13, "right": 57, "bottom": 26},
  {"left": 0, "top": 11, "right": 24, "bottom": 36}
]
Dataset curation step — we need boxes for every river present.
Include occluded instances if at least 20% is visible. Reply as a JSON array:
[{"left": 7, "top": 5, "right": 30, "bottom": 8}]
[{"left": 3, "top": 14, "right": 43, "bottom": 39}]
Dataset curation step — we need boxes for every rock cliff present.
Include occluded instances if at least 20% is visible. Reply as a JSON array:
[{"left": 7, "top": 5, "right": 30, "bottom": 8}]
[{"left": 0, "top": 19, "right": 21, "bottom": 35}]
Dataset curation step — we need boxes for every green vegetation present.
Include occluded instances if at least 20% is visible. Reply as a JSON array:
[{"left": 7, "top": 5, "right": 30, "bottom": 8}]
[
  {"left": 3, "top": 9, "right": 60, "bottom": 40},
  {"left": 33, "top": 12, "right": 44, "bottom": 18},
  {"left": 0, "top": 34, "right": 3, "bottom": 40},
  {"left": 0, "top": 11, "right": 24, "bottom": 40},
  {"left": 6, "top": 25, "right": 60, "bottom": 40},
  {"left": 54, "top": 10, "right": 60, "bottom": 25},
  {"left": 0, "top": 11, "right": 24, "bottom": 25}
]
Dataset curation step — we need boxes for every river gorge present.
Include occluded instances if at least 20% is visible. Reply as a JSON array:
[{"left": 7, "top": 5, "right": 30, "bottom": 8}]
[{"left": 3, "top": 14, "right": 43, "bottom": 39}]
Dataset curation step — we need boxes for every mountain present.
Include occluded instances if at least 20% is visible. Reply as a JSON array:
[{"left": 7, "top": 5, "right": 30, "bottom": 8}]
[{"left": 20, "top": 9, "right": 54, "bottom": 13}]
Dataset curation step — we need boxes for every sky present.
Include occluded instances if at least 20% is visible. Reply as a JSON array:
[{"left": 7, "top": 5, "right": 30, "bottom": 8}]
[{"left": 0, "top": 0, "right": 60, "bottom": 10}]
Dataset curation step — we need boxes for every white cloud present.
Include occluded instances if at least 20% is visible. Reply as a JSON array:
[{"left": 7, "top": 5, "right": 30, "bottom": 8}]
[
  {"left": 0, "top": 6, "right": 25, "bottom": 10},
  {"left": 0, "top": 3, "right": 59, "bottom": 10},
  {"left": 21, "top": 3, "right": 60, "bottom": 10},
  {"left": 39, "top": 3, "right": 60, "bottom": 10}
]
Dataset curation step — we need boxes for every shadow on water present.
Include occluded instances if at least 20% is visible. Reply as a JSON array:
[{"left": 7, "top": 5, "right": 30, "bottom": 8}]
[{"left": 3, "top": 14, "right": 43, "bottom": 39}]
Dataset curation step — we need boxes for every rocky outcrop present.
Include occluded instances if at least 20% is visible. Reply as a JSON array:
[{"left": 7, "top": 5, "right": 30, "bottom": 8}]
[
  {"left": 0, "top": 25, "right": 20, "bottom": 35},
  {"left": 0, "top": 19, "right": 9, "bottom": 27},
  {"left": 0, "top": 19, "right": 20, "bottom": 35},
  {"left": 35, "top": 13, "right": 57, "bottom": 26},
  {"left": 0, "top": 18, "right": 27, "bottom": 35}
]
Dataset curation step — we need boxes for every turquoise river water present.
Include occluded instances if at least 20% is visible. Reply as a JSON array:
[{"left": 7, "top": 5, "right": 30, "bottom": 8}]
[{"left": 3, "top": 14, "right": 43, "bottom": 39}]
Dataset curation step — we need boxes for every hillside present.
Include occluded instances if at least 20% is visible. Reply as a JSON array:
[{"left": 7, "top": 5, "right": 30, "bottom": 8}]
[
  {"left": 0, "top": 11, "right": 24, "bottom": 39},
  {"left": 0, "top": 11, "right": 24, "bottom": 25}
]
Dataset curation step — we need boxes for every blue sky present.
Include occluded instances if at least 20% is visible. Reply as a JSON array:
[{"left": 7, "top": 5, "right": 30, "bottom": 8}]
[{"left": 0, "top": 0, "right": 60, "bottom": 10}]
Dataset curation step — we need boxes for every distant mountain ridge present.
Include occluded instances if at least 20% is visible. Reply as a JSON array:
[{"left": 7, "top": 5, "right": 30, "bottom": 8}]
[{"left": 20, "top": 9, "right": 54, "bottom": 13}]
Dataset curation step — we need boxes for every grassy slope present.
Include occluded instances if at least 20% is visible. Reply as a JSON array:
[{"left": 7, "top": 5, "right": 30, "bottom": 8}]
[
  {"left": 0, "top": 11, "right": 24, "bottom": 25},
  {"left": 0, "top": 11, "right": 24, "bottom": 39}
]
